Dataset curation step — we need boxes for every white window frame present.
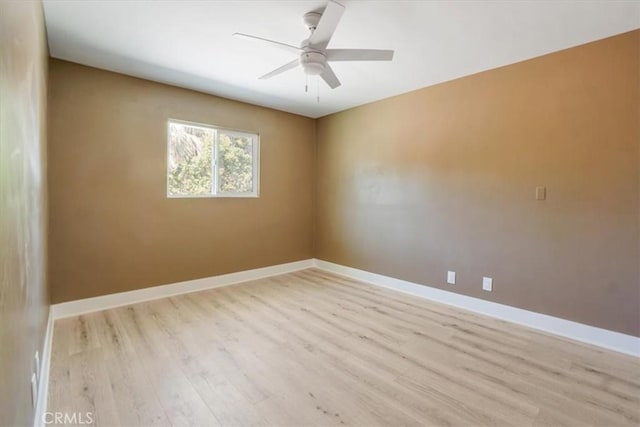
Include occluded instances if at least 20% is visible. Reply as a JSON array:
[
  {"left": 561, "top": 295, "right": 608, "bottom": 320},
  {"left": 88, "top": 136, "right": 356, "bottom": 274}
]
[{"left": 166, "top": 119, "right": 260, "bottom": 198}]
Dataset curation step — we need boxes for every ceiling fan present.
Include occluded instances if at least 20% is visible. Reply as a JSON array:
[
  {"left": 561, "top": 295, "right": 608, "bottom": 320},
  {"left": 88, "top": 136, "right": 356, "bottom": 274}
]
[{"left": 233, "top": 0, "right": 394, "bottom": 89}]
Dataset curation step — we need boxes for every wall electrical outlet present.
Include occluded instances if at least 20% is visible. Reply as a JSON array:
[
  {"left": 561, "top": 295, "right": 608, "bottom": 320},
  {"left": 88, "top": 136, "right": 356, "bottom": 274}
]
[
  {"left": 447, "top": 271, "right": 456, "bottom": 285},
  {"left": 31, "top": 373, "right": 38, "bottom": 408},
  {"left": 482, "top": 277, "right": 493, "bottom": 292},
  {"left": 35, "top": 351, "right": 40, "bottom": 383}
]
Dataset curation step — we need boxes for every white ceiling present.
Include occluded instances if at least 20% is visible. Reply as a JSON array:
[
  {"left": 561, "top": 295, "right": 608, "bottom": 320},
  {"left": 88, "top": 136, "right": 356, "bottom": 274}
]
[{"left": 43, "top": 0, "right": 639, "bottom": 118}]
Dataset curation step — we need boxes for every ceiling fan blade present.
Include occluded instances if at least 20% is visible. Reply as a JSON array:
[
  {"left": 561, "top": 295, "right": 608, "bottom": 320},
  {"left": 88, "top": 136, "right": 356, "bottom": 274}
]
[
  {"left": 320, "top": 64, "right": 341, "bottom": 89},
  {"left": 259, "top": 59, "right": 300, "bottom": 80},
  {"left": 233, "top": 32, "right": 301, "bottom": 54},
  {"left": 326, "top": 49, "right": 394, "bottom": 61},
  {"left": 308, "top": 1, "right": 345, "bottom": 50}
]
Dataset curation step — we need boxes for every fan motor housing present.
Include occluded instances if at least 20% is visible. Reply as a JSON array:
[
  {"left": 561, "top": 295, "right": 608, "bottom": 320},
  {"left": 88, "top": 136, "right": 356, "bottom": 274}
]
[{"left": 300, "top": 51, "right": 326, "bottom": 75}]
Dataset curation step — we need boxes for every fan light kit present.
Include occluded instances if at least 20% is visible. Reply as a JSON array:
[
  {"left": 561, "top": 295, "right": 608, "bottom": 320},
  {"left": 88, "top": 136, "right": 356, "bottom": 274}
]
[
  {"left": 233, "top": 0, "right": 394, "bottom": 93},
  {"left": 300, "top": 51, "right": 326, "bottom": 76}
]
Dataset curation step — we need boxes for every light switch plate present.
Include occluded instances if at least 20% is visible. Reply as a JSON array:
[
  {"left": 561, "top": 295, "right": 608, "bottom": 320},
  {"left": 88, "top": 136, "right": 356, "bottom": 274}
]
[
  {"left": 536, "top": 186, "right": 546, "bottom": 200},
  {"left": 482, "top": 277, "right": 493, "bottom": 292},
  {"left": 447, "top": 271, "right": 456, "bottom": 285}
]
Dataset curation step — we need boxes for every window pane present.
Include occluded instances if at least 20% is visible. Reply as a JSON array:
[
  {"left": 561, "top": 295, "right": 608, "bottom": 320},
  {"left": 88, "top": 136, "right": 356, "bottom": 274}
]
[
  {"left": 217, "top": 132, "right": 254, "bottom": 194},
  {"left": 167, "top": 122, "right": 214, "bottom": 196}
]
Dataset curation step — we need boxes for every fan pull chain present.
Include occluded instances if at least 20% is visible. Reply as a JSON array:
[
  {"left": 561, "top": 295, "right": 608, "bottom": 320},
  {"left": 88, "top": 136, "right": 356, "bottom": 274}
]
[
  {"left": 316, "top": 76, "right": 320, "bottom": 103},
  {"left": 305, "top": 75, "right": 308, "bottom": 93}
]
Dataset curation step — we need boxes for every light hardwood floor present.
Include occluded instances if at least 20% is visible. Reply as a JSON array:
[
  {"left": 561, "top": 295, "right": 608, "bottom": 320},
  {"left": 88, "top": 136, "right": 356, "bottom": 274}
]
[{"left": 48, "top": 269, "right": 640, "bottom": 426}]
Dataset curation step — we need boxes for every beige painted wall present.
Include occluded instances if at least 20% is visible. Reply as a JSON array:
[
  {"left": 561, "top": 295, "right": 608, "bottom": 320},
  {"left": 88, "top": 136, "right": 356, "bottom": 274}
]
[
  {"left": 316, "top": 31, "right": 640, "bottom": 336},
  {"left": 48, "top": 59, "right": 316, "bottom": 303},
  {"left": 0, "top": 1, "right": 49, "bottom": 425}
]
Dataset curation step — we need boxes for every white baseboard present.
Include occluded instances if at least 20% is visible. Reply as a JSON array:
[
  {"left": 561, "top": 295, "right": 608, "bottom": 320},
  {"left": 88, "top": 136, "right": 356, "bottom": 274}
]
[
  {"left": 34, "top": 308, "right": 53, "bottom": 427},
  {"left": 51, "top": 259, "right": 314, "bottom": 319},
  {"left": 45, "top": 256, "right": 638, "bottom": 390},
  {"left": 312, "top": 259, "right": 640, "bottom": 357}
]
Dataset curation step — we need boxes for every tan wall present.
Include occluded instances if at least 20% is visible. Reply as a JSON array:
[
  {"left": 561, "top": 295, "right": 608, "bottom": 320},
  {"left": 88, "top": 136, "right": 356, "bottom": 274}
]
[
  {"left": 316, "top": 31, "right": 640, "bottom": 336},
  {"left": 48, "top": 60, "right": 316, "bottom": 303},
  {"left": 0, "top": 1, "right": 49, "bottom": 425}
]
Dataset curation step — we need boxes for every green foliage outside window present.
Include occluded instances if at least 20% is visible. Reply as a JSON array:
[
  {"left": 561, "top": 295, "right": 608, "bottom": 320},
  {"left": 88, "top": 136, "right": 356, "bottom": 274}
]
[
  {"left": 167, "top": 123, "right": 213, "bottom": 196},
  {"left": 218, "top": 133, "right": 253, "bottom": 193}
]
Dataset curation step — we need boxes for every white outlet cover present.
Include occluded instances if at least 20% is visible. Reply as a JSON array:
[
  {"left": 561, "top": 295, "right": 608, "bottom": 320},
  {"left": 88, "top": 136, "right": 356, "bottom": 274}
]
[
  {"left": 447, "top": 271, "right": 456, "bottom": 285},
  {"left": 35, "top": 351, "right": 40, "bottom": 383},
  {"left": 31, "top": 373, "right": 38, "bottom": 408},
  {"left": 482, "top": 277, "right": 493, "bottom": 292}
]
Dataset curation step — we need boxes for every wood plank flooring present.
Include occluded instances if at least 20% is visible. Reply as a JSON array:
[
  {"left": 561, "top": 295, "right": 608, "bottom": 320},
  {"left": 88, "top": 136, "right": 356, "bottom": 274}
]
[{"left": 48, "top": 269, "right": 640, "bottom": 426}]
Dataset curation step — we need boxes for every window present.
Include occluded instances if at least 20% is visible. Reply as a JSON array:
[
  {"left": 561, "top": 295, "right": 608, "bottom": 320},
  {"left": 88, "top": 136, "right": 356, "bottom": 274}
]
[{"left": 167, "top": 120, "right": 259, "bottom": 198}]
